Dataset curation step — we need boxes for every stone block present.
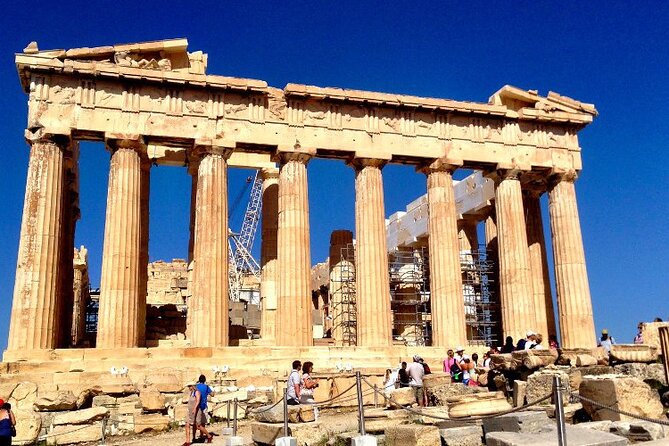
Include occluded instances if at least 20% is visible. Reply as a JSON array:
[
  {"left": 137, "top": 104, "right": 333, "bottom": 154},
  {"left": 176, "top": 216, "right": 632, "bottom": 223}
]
[
  {"left": 526, "top": 367, "right": 570, "bottom": 406},
  {"left": 485, "top": 425, "right": 628, "bottom": 446},
  {"left": 576, "top": 354, "right": 598, "bottom": 367},
  {"left": 439, "top": 425, "right": 483, "bottom": 446},
  {"left": 212, "top": 388, "right": 249, "bottom": 403},
  {"left": 625, "top": 421, "right": 665, "bottom": 442},
  {"left": 143, "top": 369, "right": 183, "bottom": 392},
  {"left": 139, "top": 387, "right": 166, "bottom": 411},
  {"left": 511, "top": 349, "right": 557, "bottom": 369},
  {"left": 577, "top": 420, "right": 614, "bottom": 432},
  {"left": 513, "top": 380, "right": 526, "bottom": 407},
  {"left": 544, "top": 402, "right": 582, "bottom": 423},
  {"left": 98, "top": 375, "right": 138, "bottom": 395},
  {"left": 133, "top": 413, "right": 170, "bottom": 433},
  {"left": 9, "top": 382, "right": 38, "bottom": 410},
  {"left": 299, "top": 405, "right": 316, "bottom": 422},
  {"left": 33, "top": 391, "right": 78, "bottom": 411},
  {"left": 212, "top": 402, "right": 246, "bottom": 420},
  {"left": 14, "top": 409, "right": 41, "bottom": 446},
  {"left": 387, "top": 387, "right": 416, "bottom": 407},
  {"left": 558, "top": 348, "right": 599, "bottom": 366},
  {"left": 385, "top": 424, "right": 441, "bottom": 446},
  {"left": 47, "top": 424, "right": 102, "bottom": 445},
  {"left": 252, "top": 422, "right": 283, "bottom": 444},
  {"left": 409, "top": 406, "right": 449, "bottom": 424},
  {"left": 53, "top": 407, "right": 109, "bottom": 425},
  {"left": 614, "top": 362, "right": 667, "bottom": 386},
  {"left": 170, "top": 403, "right": 188, "bottom": 424},
  {"left": 490, "top": 354, "right": 517, "bottom": 371},
  {"left": 609, "top": 344, "right": 658, "bottom": 363},
  {"left": 449, "top": 393, "right": 512, "bottom": 418},
  {"left": 579, "top": 375, "right": 664, "bottom": 421},
  {"left": 641, "top": 322, "right": 669, "bottom": 351},
  {"left": 423, "top": 373, "right": 453, "bottom": 389},
  {"left": 427, "top": 382, "right": 481, "bottom": 406},
  {"left": 482, "top": 411, "right": 551, "bottom": 435},
  {"left": 252, "top": 403, "right": 300, "bottom": 423},
  {"left": 92, "top": 394, "right": 116, "bottom": 407}
]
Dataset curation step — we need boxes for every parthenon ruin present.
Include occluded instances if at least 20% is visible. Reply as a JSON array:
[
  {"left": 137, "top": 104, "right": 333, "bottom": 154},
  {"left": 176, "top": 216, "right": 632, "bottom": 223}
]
[{"left": 7, "top": 38, "right": 598, "bottom": 364}]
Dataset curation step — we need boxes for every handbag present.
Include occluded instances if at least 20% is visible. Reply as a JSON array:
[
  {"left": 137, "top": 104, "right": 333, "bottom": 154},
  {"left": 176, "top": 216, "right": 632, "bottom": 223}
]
[{"left": 10, "top": 425, "right": 16, "bottom": 437}]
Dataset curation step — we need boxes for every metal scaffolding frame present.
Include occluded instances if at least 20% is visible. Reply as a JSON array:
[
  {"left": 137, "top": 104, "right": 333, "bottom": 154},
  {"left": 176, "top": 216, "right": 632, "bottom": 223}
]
[
  {"left": 461, "top": 245, "right": 500, "bottom": 346},
  {"left": 330, "top": 243, "right": 357, "bottom": 346}
]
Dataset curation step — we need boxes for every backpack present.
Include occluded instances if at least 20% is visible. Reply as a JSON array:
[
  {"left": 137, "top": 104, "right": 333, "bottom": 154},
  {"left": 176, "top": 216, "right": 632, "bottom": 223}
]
[{"left": 450, "top": 362, "right": 463, "bottom": 382}]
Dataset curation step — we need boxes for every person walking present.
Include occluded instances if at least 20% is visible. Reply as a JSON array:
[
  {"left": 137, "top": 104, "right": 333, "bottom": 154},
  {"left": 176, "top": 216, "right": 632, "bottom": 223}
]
[
  {"left": 183, "top": 382, "right": 199, "bottom": 446},
  {"left": 0, "top": 400, "right": 15, "bottom": 446},
  {"left": 194, "top": 375, "right": 214, "bottom": 443}
]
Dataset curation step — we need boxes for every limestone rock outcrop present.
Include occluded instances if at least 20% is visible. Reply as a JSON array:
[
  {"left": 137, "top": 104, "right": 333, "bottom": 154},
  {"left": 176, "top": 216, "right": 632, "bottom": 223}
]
[{"left": 579, "top": 375, "right": 664, "bottom": 421}]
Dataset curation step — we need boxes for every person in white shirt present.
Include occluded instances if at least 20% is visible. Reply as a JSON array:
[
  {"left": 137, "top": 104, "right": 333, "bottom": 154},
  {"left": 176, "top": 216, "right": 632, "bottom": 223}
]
[
  {"left": 286, "top": 360, "right": 302, "bottom": 405},
  {"left": 406, "top": 355, "right": 426, "bottom": 407}
]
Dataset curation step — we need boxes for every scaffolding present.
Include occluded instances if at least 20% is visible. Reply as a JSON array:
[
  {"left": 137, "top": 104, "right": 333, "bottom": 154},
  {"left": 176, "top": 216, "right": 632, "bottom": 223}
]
[
  {"left": 327, "top": 243, "right": 499, "bottom": 347},
  {"left": 330, "top": 244, "right": 357, "bottom": 346},
  {"left": 389, "top": 248, "right": 431, "bottom": 346},
  {"left": 461, "top": 245, "right": 500, "bottom": 346}
]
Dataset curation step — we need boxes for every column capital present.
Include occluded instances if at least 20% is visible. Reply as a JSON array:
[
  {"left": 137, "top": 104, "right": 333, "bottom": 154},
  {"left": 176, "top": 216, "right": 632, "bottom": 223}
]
[
  {"left": 25, "top": 128, "right": 71, "bottom": 146},
  {"left": 348, "top": 157, "right": 387, "bottom": 171},
  {"left": 260, "top": 166, "right": 280, "bottom": 181},
  {"left": 104, "top": 133, "right": 147, "bottom": 155},
  {"left": 548, "top": 169, "right": 579, "bottom": 187},
  {"left": 418, "top": 156, "right": 462, "bottom": 175},
  {"left": 522, "top": 187, "right": 546, "bottom": 199},
  {"left": 273, "top": 143, "right": 316, "bottom": 165},
  {"left": 191, "top": 139, "right": 234, "bottom": 159}
]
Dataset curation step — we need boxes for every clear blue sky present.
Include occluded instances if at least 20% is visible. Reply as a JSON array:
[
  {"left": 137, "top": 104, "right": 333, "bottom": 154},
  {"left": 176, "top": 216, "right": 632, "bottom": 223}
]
[{"left": 0, "top": 1, "right": 667, "bottom": 349}]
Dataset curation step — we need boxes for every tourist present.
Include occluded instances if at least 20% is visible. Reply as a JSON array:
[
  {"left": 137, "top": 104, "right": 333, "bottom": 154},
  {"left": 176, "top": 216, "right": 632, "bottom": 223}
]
[
  {"left": 184, "top": 382, "right": 199, "bottom": 446},
  {"left": 548, "top": 335, "right": 559, "bottom": 349},
  {"left": 597, "top": 329, "right": 615, "bottom": 355},
  {"left": 471, "top": 353, "right": 479, "bottom": 367},
  {"left": 419, "top": 357, "right": 432, "bottom": 374},
  {"left": 532, "top": 334, "right": 546, "bottom": 349},
  {"left": 300, "top": 361, "right": 319, "bottom": 420},
  {"left": 500, "top": 336, "right": 515, "bottom": 353},
  {"left": 461, "top": 356, "right": 473, "bottom": 385},
  {"left": 397, "top": 362, "right": 410, "bottom": 388},
  {"left": 634, "top": 323, "right": 644, "bottom": 344},
  {"left": 406, "top": 355, "right": 426, "bottom": 407},
  {"left": 443, "top": 349, "right": 456, "bottom": 373},
  {"left": 516, "top": 331, "right": 536, "bottom": 350},
  {"left": 287, "top": 360, "right": 302, "bottom": 405},
  {"left": 194, "top": 375, "right": 214, "bottom": 443},
  {"left": 482, "top": 351, "right": 492, "bottom": 368},
  {"left": 383, "top": 368, "right": 397, "bottom": 395},
  {"left": 0, "top": 400, "right": 15, "bottom": 446},
  {"left": 454, "top": 346, "right": 465, "bottom": 363}
]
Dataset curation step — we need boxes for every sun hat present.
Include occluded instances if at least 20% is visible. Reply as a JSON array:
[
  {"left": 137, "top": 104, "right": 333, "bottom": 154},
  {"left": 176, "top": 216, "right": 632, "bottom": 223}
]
[
  {"left": 526, "top": 330, "right": 536, "bottom": 338},
  {"left": 455, "top": 346, "right": 464, "bottom": 352},
  {"left": 601, "top": 329, "right": 608, "bottom": 335}
]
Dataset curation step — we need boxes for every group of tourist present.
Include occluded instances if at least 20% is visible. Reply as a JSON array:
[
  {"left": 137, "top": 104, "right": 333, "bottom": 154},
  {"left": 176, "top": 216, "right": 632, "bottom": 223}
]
[{"left": 183, "top": 375, "right": 215, "bottom": 446}]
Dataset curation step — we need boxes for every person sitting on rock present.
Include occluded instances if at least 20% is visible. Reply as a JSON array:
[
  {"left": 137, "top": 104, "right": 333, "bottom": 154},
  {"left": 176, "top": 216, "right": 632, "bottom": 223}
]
[
  {"left": 634, "top": 323, "right": 644, "bottom": 344},
  {"left": 597, "top": 329, "right": 615, "bottom": 355},
  {"left": 516, "top": 331, "right": 536, "bottom": 350},
  {"left": 443, "top": 349, "right": 456, "bottom": 373},
  {"left": 286, "top": 360, "right": 302, "bottom": 405},
  {"left": 500, "top": 336, "right": 515, "bottom": 353}
]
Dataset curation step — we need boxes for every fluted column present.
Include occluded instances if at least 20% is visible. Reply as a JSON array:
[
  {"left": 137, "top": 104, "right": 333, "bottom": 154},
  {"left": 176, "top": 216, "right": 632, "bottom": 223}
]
[
  {"left": 524, "top": 190, "right": 556, "bottom": 339},
  {"left": 188, "top": 144, "right": 232, "bottom": 347},
  {"left": 328, "top": 230, "right": 355, "bottom": 346},
  {"left": 8, "top": 131, "right": 69, "bottom": 351},
  {"left": 494, "top": 170, "right": 537, "bottom": 342},
  {"left": 260, "top": 167, "right": 279, "bottom": 341},
  {"left": 137, "top": 159, "right": 150, "bottom": 347},
  {"left": 71, "top": 246, "right": 90, "bottom": 347},
  {"left": 275, "top": 147, "right": 314, "bottom": 346},
  {"left": 352, "top": 158, "right": 392, "bottom": 347},
  {"left": 423, "top": 159, "right": 467, "bottom": 347},
  {"left": 548, "top": 171, "right": 595, "bottom": 348},
  {"left": 97, "top": 137, "right": 146, "bottom": 349}
]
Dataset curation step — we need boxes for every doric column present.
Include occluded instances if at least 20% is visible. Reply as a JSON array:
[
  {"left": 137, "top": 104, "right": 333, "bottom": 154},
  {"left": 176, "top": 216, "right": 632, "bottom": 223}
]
[
  {"left": 97, "top": 136, "right": 147, "bottom": 349},
  {"left": 548, "top": 171, "right": 596, "bottom": 348},
  {"left": 8, "top": 130, "right": 69, "bottom": 351},
  {"left": 523, "top": 190, "right": 556, "bottom": 339},
  {"left": 328, "top": 230, "right": 355, "bottom": 346},
  {"left": 71, "top": 246, "right": 90, "bottom": 347},
  {"left": 494, "top": 169, "right": 537, "bottom": 342},
  {"left": 56, "top": 141, "right": 79, "bottom": 347},
  {"left": 187, "top": 170, "right": 198, "bottom": 263},
  {"left": 137, "top": 159, "right": 150, "bottom": 347},
  {"left": 260, "top": 167, "right": 279, "bottom": 341},
  {"left": 188, "top": 143, "right": 232, "bottom": 347},
  {"left": 275, "top": 147, "right": 314, "bottom": 346},
  {"left": 422, "top": 159, "right": 467, "bottom": 347},
  {"left": 352, "top": 158, "right": 392, "bottom": 347}
]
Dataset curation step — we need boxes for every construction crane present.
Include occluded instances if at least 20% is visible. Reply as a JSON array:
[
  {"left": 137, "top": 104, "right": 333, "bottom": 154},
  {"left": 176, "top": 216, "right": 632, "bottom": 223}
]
[{"left": 228, "top": 171, "right": 263, "bottom": 303}]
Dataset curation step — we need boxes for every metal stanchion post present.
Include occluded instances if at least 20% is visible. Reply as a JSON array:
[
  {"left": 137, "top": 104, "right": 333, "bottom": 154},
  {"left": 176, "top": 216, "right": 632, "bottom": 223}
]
[
  {"left": 233, "top": 398, "right": 239, "bottom": 436},
  {"left": 100, "top": 417, "right": 107, "bottom": 445},
  {"left": 227, "top": 400, "right": 231, "bottom": 428},
  {"left": 553, "top": 375, "right": 567, "bottom": 446},
  {"left": 283, "top": 387, "right": 289, "bottom": 438},
  {"left": 356, "top": 371, "right": 366, "bottom": 436},
  {"left": 373, "top": 384, "right": 378, "bottom": 408}
]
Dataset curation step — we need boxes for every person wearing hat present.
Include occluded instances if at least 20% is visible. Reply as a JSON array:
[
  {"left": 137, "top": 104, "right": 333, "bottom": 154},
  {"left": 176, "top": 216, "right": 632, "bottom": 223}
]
[
  {"left": 454, "top": 346, "right": 465, "bottom": 363},
  {"left": 516, "top": 331, "right": 536, "bottom": 350},
  {"left": 598, "top": 329, "right": 615, "bottom": 355},
  {"left": 0, "top": 399, "right": 15, "bottom": 446},
  {"left": 406, "top": 355, "right": 426, "bottom": 407},
  {"left": 183, "top": 381, "right": 199, "bottom": 446}
]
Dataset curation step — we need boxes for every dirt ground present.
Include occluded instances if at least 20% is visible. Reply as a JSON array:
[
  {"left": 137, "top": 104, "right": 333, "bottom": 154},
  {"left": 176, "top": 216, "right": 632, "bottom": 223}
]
[{"left": 104, "top": 411, "right": 360, "bottom": 445}]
